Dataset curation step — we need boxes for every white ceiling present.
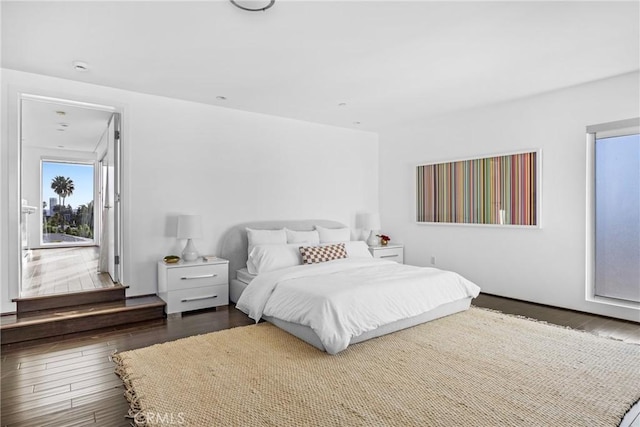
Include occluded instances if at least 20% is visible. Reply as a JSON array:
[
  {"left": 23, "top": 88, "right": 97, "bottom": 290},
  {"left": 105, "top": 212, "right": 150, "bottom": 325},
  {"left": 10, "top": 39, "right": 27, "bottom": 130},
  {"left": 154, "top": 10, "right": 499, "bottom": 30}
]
[
  {"left": 21, "top": 98, "right": 114, "bottom": 152},
  {"left": 2, "top": 1, "right": 639, "bottom": 134}
]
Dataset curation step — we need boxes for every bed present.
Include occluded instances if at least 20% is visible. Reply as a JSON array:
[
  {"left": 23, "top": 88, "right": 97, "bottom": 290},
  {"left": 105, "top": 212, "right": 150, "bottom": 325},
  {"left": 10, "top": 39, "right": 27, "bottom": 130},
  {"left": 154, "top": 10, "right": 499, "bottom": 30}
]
[{"left": 220, "top": 220, "right": 480, "bottom": 354}]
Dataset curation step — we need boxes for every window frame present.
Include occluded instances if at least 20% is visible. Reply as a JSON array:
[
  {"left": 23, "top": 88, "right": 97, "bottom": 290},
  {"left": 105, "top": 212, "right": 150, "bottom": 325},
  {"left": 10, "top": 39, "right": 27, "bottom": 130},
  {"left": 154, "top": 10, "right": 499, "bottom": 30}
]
[{"left": 585, "top": 117, "right": 640, "bottom": 309}]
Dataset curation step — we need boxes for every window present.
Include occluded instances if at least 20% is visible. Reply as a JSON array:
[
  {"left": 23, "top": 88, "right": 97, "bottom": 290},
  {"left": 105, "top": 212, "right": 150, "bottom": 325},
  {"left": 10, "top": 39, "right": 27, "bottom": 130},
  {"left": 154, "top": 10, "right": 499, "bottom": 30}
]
[
  {"left": 42, "top": 160, "right": 95, "bottom": 245},
  {"left": 587, "top": 118, "right": 640, "bottom": 305}
]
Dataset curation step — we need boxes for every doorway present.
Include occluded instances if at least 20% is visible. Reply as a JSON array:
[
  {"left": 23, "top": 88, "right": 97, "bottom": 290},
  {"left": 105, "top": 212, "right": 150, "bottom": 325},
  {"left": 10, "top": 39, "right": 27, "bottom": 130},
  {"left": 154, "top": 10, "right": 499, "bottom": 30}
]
[{"left": 19, "top": 95, "right": 122, "bottom": 298}]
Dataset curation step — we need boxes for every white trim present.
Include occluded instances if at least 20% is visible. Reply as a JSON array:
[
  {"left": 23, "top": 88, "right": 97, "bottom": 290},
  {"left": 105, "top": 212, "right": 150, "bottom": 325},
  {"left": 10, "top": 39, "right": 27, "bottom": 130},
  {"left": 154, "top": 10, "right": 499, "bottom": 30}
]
[
  {"left": 416, "top": 147, "right": 540, "bottom": 168},
  {"left": 416, "top": 222, "right": 539, "bottom": 229},
  {"left": 585, "top": 132, "right": 597, "bottom": 304},
  {"left": 585, "top": 117, "right": 639, "bottom": 135},
  {"left": 587, "top": 294, "right": 640, "bottom": 310},
  {"left": 20, "top": 93, "right": 117, "bottom": 114},
  {"left": 94, "top": 158, "right": 102, "bottom": 248}
]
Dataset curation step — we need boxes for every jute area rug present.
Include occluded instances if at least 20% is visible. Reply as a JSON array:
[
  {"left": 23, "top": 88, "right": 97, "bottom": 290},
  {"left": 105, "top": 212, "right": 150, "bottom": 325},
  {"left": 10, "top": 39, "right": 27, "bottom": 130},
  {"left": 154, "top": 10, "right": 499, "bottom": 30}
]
[{"left": 113, "top": 307, "right": 640, "bottom": 426}]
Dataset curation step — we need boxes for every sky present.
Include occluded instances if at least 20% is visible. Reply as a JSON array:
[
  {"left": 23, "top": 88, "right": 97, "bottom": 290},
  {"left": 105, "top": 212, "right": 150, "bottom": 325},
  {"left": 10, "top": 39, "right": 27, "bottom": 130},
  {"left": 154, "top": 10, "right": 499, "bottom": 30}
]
[{"left": 42, "top": 161, "right": 94, "bottom": 209}]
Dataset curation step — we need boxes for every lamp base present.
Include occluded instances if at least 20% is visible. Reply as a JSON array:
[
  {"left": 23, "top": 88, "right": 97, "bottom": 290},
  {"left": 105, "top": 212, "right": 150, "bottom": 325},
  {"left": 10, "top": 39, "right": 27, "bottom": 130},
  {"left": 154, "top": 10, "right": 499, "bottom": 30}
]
[
  {"left": 366, "top": 230, "right": 379, "bottom": 247},
  {"left": 182, "top": 238, "right": 199, "bottom": 262}
]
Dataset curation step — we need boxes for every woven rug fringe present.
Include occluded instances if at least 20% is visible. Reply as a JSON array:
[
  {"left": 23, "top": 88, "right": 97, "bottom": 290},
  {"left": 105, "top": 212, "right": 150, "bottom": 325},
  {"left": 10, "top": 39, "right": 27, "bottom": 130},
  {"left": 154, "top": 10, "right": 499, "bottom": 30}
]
[
  {"left": 472, "top": 306, "right": 634, "bottom": 344},
  {"left": 113, "top": 352, "right": 147, "bottom": 427}
]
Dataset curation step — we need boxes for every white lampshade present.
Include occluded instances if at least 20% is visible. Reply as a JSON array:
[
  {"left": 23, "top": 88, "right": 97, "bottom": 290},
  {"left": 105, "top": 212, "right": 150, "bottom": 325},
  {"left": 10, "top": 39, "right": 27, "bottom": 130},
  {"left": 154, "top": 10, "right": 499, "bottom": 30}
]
[
  {"left": 176, "top": 215, "right": 202, "bottom": 262},
  {"left": 357, "top": 213, "right": 382, "bottom": 246},
  {"left": 177, "top": 215, "right": 202, "bottom": 239},
  {"left": 357, "top": 213, "right": 381, "bottom": 231}
]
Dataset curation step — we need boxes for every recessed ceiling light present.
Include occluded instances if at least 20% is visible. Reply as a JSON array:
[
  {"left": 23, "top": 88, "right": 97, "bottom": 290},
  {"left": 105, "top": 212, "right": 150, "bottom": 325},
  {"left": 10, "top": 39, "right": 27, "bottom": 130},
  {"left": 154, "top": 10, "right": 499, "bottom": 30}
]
[
  {"left": 216, "top": 96, "right": 227, "bottom": 101},
  {"left": 72, "top": 60, "right": 89, "bottom": 72},
  {"left": 56, "top": 129, "right": 66, "bottom": 132},
  {"left": 353, "top": 121, "right": 361, "bottom": 125},
  {"left": 338, "top": 103, "right": 347, "bottom": 107},
  {"left": 57, "top": 145, "right": 65, "bottom": 148},
  {"left": 56, "top": 110, "right": 66, "bottom": 116},
  {"left": 58, "top": 123, "right": 69, "bottom": 128}
]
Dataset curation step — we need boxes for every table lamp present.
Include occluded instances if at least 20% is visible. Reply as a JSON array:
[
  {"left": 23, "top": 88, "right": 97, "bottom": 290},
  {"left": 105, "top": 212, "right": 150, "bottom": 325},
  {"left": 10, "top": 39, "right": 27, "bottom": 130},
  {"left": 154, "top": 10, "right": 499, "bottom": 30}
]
[
  {"left": 177, "top": 215, "right": 202, "bottom": 262},
  {"left": 357, "top": 213, "right": 381, "bottom": 246}
]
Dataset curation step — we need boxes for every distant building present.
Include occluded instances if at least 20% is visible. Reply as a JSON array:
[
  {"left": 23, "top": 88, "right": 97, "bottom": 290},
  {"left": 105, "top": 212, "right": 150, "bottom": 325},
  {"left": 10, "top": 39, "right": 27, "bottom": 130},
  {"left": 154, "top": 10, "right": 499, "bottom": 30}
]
[{"left": 48, "top": 197, "right": 57, "bottom": 217}]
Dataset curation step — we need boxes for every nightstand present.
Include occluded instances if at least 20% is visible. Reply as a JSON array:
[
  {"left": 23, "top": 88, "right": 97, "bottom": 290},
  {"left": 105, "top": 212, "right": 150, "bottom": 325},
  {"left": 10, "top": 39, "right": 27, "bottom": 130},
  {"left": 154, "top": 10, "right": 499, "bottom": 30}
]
[
  {"left": 369, "top": 244, "right": 404, "bottom": 264},
  {"left": 158, "top": 258, "right": 229, "bottom": 315}
]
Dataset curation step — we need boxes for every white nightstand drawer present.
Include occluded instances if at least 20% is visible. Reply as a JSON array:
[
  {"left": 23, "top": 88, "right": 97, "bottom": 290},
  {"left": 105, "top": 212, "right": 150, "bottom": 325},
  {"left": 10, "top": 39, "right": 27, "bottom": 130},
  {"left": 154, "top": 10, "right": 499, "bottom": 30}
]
[
  {"left": 164, "top": 284, "right": 229, "bottom": 314},
  {"left": 158, "top": 259, "right": 230, "bottom": 314},
  {"left": 376, "top": 247, "right": 403, "bottom": 262},
  {"left": 166, "top": 264, "right": 228, "bottom": 290},
  {"left": 369, "top": 245, "right": 404, "bottom": 264}
]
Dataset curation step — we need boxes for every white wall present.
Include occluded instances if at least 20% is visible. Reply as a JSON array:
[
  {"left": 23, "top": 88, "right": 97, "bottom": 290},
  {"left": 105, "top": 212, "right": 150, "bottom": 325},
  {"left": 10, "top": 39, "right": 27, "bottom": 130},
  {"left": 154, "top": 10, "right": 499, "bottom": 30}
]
[
  {"left": 379, "top": 71, "right": 640, "bottom": 322},
  {"left": 1, "top": 69, "right": 379, "bottom": 312}
]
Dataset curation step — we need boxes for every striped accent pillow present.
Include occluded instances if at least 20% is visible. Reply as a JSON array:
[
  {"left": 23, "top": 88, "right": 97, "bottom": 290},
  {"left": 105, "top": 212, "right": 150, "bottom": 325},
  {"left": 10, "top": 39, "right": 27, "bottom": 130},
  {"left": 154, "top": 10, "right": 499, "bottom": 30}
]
[{"left": 299, "top": 243, "right": 347, "bottom": 264}]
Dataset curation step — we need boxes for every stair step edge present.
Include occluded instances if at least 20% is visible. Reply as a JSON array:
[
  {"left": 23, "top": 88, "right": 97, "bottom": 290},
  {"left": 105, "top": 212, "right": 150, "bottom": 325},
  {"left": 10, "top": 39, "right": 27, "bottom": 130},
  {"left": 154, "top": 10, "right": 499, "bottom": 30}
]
[
  {"left": 12, "top": 286, "right": 129, "bottom": 303},
  {"left": 1, "top": 299, "right": 166, "bottom": 329}
]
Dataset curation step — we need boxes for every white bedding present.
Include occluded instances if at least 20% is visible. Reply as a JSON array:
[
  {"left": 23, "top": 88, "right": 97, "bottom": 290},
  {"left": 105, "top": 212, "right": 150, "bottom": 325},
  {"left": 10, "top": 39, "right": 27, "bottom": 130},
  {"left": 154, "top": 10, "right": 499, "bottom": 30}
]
[
  {"left": 236, "top": 258, "right": 481, "bottom": 354},
  {"left": 236, "top": 268, "right": 256, "bottom": 284}
]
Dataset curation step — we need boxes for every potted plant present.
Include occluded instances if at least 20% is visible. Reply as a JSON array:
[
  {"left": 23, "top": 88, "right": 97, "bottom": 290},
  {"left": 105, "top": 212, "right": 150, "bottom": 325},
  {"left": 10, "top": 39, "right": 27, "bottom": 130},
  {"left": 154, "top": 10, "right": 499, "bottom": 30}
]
[{"left": 377, "top": 234, "right": 391, "bottom": 246}]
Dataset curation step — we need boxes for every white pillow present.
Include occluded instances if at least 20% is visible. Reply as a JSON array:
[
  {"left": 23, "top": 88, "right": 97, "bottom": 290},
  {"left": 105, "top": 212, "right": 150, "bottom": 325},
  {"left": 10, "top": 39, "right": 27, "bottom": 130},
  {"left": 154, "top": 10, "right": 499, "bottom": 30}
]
[
  {"left": 315, "top": 225, "right": 351, "bottom": 243},
  {"left": 342, "top": 240, "right": 373, "bottom": 259},
  {"left": 247, "top": 244, "right": 302, "bottom": 274},
  {"left": 285, "top": 228, "right": 320, "bottom": 245},
  {"left": 246, "top": 228, "right": 287, "bottom": 257}
]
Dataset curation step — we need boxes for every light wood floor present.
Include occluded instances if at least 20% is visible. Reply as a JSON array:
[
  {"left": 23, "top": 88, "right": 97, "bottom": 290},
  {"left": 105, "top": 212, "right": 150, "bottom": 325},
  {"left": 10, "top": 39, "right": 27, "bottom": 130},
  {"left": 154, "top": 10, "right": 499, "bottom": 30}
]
[
  {"left": 1, "top": 295, "right": 638, "bottom": 426},
  {"left": 21, "top": 247, "right": 116, "bottom": 298}
]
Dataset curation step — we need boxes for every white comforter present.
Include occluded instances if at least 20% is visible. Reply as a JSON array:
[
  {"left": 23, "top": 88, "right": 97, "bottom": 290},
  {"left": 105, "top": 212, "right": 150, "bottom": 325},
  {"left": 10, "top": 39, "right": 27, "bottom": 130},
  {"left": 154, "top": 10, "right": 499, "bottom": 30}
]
[{"left": 236, "top": 258, "right": 480, "bottom": 354}]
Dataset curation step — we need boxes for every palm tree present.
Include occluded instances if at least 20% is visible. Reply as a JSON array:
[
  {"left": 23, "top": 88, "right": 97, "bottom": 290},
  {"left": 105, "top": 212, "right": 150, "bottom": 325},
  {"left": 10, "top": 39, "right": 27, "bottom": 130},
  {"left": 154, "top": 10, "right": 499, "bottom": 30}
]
[
  {"left": 51, "top": 176, "right": 67, "bottom": 207},
  {"left": 51, "top": 176, "right": 75, "bottom": 230},
  {"left": 62, "top": 179, "right": 74, "bottom": 206}
]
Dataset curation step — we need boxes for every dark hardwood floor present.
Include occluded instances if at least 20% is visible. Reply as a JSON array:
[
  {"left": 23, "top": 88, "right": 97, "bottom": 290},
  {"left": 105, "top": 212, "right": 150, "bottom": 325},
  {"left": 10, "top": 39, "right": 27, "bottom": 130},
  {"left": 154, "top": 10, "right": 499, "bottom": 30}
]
[
  {"left": 1, "top": 306, "right": 254, "bottom": 426},
  {"left": 474, "top": 293, "right": 640, "bottom": 344},
  {"left": 1, "top": 294, "right": 638, "bottom": 426}
]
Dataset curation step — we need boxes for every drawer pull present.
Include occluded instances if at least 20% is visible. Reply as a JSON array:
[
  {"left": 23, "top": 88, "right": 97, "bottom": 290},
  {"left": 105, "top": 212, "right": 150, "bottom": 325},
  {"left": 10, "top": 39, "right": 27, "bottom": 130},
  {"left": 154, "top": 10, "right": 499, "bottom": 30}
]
[
  {"left": 181, "top": 295, "right": 217, "bottom": 302},
  {"left": 181, "top": 273, "right": 217, "bottom": 280},
  {"left": 380, "top": 254, "right": 398, "bottom": 258}
]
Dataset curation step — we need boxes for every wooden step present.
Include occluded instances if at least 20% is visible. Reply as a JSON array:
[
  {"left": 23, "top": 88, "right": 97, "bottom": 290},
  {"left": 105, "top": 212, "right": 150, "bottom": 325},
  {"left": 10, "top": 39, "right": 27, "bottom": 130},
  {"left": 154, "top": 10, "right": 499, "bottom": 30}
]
[
  {"left": 0, "top": 296, "right": 166, "bottom": 345},
  {"left": 14, "top": 286, "right": 128, "bottom": 313}
]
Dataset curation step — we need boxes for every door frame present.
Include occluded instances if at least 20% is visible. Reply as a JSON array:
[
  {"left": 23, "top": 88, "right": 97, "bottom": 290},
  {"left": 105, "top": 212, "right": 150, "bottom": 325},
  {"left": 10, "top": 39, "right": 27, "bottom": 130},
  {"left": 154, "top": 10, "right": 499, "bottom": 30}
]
[
  {"left": 101, "top": 112, "right": 122, "bottom": 283},
  {"left": 12, "top": 93, "right": 124, "bottom": 299}
]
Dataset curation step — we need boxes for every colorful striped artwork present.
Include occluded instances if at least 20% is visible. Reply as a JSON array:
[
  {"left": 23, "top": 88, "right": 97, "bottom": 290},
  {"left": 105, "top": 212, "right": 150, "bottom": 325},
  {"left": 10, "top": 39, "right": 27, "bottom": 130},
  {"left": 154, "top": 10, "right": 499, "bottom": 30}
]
[{"left": 416, "top": 151, "right": 538, "bottom": 226}]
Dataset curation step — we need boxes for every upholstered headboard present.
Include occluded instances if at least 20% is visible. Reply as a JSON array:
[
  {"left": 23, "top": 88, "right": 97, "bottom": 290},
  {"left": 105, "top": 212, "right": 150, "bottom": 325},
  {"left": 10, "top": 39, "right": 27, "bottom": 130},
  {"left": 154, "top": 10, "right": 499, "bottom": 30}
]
[{"left": 219, "top": 219, "right": 348, "bottom": 278}]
